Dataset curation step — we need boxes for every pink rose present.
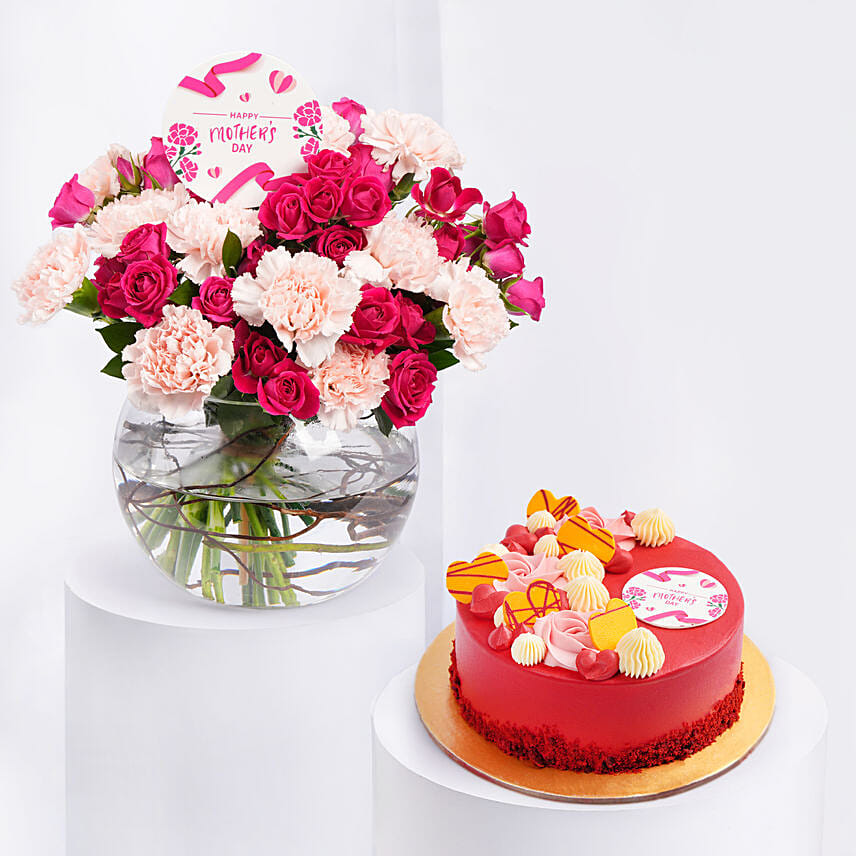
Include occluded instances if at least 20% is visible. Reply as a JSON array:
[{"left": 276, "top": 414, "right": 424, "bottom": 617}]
[
  {"left": 231, "top": 322, "right": 287, "bottom": 394},
  {"left": 484, "top": 243, "right": 525, "bottom": 279},
  {"left": 119, "top": 255, "right": 178, "bottom": 327},
  {"left": 347, "top": 143, "right": 394, "bottom": 193},
  {"left": 93, "top": 256, "right": 129, "bottom": 319},
  {"left": 192, "top": 276, "right": 236, "bottom": 324},
  {"left": 381, "top": 350, "right": 438, "bottom": 427},
  {"left": 483, "top": 193, "right": 530, "bottom": 248},
  {"left": 315, "top": 225, "right": 367, "bottom": 266},
  {"left": 532, "top": 610, "right": 594, "bottom": 670},
  {"left": 333, "top": 97, "right": 366, "bottom": 138},
  {"left": 340, "top": 175, "right": 391, "bottom": 227},
  {"left": 393, "top": 292, "right": 435, "bottom": 349},
  {"left": 257, "top": 358, "right": 321, "bottom": 420},
  {"left": 236, "top": 238, "right": 273, "bottom": 276},
  {"left": 306, "top": 149, "right": 354, "bottom": 183},
  {"left": 494, "top": 552, "right": 565, "bottom": 593},
  {"left": 432, "top": 223, "right": 466, "bottom": 260},
  {"left": 339, "top": 285, "right": 400, "bottom": 353},
  {"left": 506, "top": 276, "right": 545, "bottom": 321},
  {"left": 259, "top": 178, "right": 319, "bottom": 241},
  {"left": 301, "top": 176, "right": 343, "bottom": 223},
  {"left": 49, "top": 174, "right": 95, "bottom": 229},
  {"left": 118, "top": 222, "right": 168, "bottom": 263},
  {"left": 411, "top": 167, "right": 482, "bottom": 222},
  {"left": 141, "top": 137, "right": 179, "bottom": 190}
]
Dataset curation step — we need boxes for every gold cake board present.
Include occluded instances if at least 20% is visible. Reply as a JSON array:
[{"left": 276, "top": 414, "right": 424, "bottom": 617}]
[{"left": 415, "top": 623, "right": 775, "bottom": 803}]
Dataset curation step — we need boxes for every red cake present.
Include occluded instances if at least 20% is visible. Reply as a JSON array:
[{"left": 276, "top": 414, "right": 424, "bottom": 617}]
[{"left": 446, "top": 491, "right": 745, "bottom": 773}]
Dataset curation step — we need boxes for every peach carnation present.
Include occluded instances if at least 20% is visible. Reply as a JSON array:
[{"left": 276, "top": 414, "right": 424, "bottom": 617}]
[
  {"left": 319, "top": 106, "right": 356, "bottom": 155},
  {"left": 440, "top": 260, "right": 510, "bottom": 371},
  {"left": 13, "top": 224, "right": 92, "bottom": 324},
  {"left": 231, "top": 248, "right": 361, "bottom": 366},
  {"left": 78, "top": 144, "right": 130, "bottom": 206},
  {"left": 121, "top": 304, "right": 234, "bottom": 421},
  {"left": 89, "top": 185, "right": 191, "bottom": 258},
  {"left": 310, "top": 342, "right": 390, "bottom": 431},
  {"left": 359, "top": 108, "right": 464, "bottom": 181},
  {"left": 343, "top": 213, "right": 442, "bottom": 297},
  {"left": 166, "top": 199, "right": 261, "bottom": 284}
]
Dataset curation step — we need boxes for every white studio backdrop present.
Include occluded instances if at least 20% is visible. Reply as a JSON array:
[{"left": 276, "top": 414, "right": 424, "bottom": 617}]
[{"left": 0, "top": 1, "right": 852, "bottom": 854}]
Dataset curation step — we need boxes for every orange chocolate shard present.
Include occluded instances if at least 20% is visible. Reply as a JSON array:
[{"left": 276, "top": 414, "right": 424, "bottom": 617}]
[
  {"left": 526, "top": 489, "right": 580, "bottom": 522},
  {"left": 588, "top": 597, "right": 638, "bottom": 651},
  {"left": 446, "top": 552, "right": 510, "bottom": 604},
  {"left": 556, "top": 515, "right": 616, "bottom": 563},
  {"left": 502, "top": 580, "right": 563, "bottom": 630}
]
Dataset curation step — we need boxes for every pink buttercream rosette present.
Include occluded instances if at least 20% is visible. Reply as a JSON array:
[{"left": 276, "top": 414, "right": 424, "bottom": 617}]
[
  {"left": 532, "top": 610, "right": 595, "bottom": 671},
  {"left": 579, "top": 506, "right": 636, "bottom": 550},
  {"left": 493, "top": 552, "right": 565, "bottom": 593}
]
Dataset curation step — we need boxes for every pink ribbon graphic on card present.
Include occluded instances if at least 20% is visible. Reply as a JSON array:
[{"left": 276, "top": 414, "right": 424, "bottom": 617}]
[
  {"left": 179, "top": 53, "right": 263, "bottom": 98},
  {"left": 213, "top": 162, "right": 276, "bottom": 203},
  {"left": 622, "top": 567, "right": 729, "bottom": 629}
]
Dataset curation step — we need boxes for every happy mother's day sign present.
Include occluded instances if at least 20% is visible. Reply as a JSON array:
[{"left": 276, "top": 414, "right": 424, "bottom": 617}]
[{"left": 162, "top": 51, "right": 322, "bottom": 208}]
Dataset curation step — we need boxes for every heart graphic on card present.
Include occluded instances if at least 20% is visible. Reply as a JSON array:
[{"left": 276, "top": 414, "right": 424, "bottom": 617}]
[
  {"left": 556, "top": 515, "right": 616, "bottom": 563},
  {"left": 502, "top": 580, "right": 562, "bottom": 630},
  {"left": 269, "top": 70, "right": 295, "bottom": 94},
  {"left": 588, "top": 597, "right": 637, "bottom": 651},
  {"left": 526, "top": 489, "right": 580, "bottom": 522},
  {"left": 207, "top": 166, "right": 221, "bottom": 179},
  {"left": 446, "top": 552, "right": 509, "bottom": 604},
  {"left": 239, "top": 92, "right": 251, "bottom": 102}
]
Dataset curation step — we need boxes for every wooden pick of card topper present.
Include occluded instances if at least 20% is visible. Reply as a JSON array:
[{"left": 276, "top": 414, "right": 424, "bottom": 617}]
[
  {"left": 526, "top": 490, "right": 580, "bottom": 522},
  {"left": 502, "top": 580, "right": 563, "bottom": 630},
  {"left": 556, "top": 515, "right": 616, "bottom": 563},
  {"left": 588, "top": 598, "right": 638, "bottom": 651},
  {"left": 446, "top": 552, "right": 509, "bottom": 604}
]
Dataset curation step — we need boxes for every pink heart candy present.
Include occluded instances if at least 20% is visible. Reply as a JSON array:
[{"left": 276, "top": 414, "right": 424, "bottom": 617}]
[
  {"left": 239, "top": 92, "right": 251, "bottom": 102},
  {"left": 269, "top": 70, "right": 295, "bottom": 94},
  {"left": 469, "top": 583, "right": 506, "bottom": 618},
  {"left": 576, "top": 648, "right": 620, "bottom": 681},
  {"left": 207, "top": 166, "right": 221, "bottom": 179}
]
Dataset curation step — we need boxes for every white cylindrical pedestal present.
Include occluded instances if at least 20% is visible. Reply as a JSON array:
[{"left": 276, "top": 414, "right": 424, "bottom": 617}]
[
  {"left": 373, "top": 658, "right": 828, "bottom": 855},
  {"left": 66, "top": 539, "right": 425, "bottom": 856}
]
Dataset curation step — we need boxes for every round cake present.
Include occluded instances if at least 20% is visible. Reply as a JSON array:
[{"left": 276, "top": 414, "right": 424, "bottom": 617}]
[{"left": 446, "top": 492, "right": 745, "bottom": 773}]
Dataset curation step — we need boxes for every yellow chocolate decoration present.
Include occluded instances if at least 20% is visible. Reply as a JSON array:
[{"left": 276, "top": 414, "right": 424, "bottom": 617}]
[
  {"left": 588, "top": 598, "right": 638, "bottom": 651},
  {"left": 555, "top": 516, "right": 616, "bottom": 563},
  {"left": 526, "top": 490, "right": 580, "bottom": 522},
  {"left": 445, "top": 552, "right": 509, "bottom": 603}
]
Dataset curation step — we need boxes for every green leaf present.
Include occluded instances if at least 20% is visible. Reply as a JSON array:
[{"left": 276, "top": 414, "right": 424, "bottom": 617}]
[
  {"left": 101, "top": 354, "right": 125, "bottom": 379},
  {"left": 372, "top": 406, "right": 394, "bottom": 437},
  {"left": 423, "top": 306, "right": 450, "bottom": 339},
  {"left": 222, "top": 230, "right": 242, "bottom": 272},
  {"left": 169, "top": 280, "right": 195, "bottom": 306},
  {"left": 390, "top": 172, "right": 416, "bottom": 202},
  {"left": 97, "top": 320, "right": 142, "bottom": 354},
  {"left": 210, "top": 375, "right": 234, "bottom": 400},
  {"left": 428, "top": 350, "right": 459, "bottom": 371},
  {"left": 65, "top": 278, "right": 99, "bottom": 317}
]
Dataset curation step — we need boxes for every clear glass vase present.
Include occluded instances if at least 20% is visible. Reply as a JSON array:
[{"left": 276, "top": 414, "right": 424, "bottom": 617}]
[{"left": 112, "top": 398, "right": 418, "bottom": 607}]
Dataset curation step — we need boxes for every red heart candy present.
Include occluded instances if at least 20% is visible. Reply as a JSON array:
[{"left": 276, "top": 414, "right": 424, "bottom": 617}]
[
  {"left": 576, "top": 648, "right": 620, "bottom": 681},
  {"left": 505, "top": 524, "right": 529, "bottom": 539},
  {"left": 533, "top": 526, "right": 555, "bottom": 539},
  {"left": 469, "top": 583, "right": 506, "bottom": 618},
  {"left": 604, "top": 548, "right": 634, "bottom": 575}
]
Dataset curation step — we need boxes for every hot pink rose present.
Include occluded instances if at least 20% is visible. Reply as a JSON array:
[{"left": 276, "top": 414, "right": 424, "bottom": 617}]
[
  {"left": 306, "top": 149, "right": 354, "bottom": 183},
  {"left": 484, "top": 243, "right": 525, "bottom": 279},
  {"left": 532, "top": 610, "right": 594, "bottom": 671},
  {"left": 301, "top": 176, "right": 342, "bottom": 223},
  {"left": 432, "top": 223, "right": 466, "bottom": 260},
  {"left": 493, "top": 552, "right": 565, "bottom": 593},
  {"left": 118, "top": 222, "right": 168, "bottom": 263},
  {"left": 141, "top": 137, "right": 179, "bottom": 190},
  {"left": 381, "top": 350, "right": 437, "bottom": 427},
  {"left": 259, "top": 177, "right": 319, "bottom": 241},
  {"left": 411, "top": 167, "right": 482, "bottom": 222},
  {"left": 347, "top": 143, "right": 394, "bottom": 193},
  {"left": 93, "top": 256, "right": 129, "bottom": 319},
  {"left": 333, "top": 97, "right": 366, "bottom": 137},
  {"left": 231, "top": 322, "right": 288, "bottom": 394},
  {"left": 339, "top": 285, "right": 400, "bottom": 353},
  {"left": 506, "top": 276, "right": 545, "bottom": 321},
  {"left": 340, "top": 175, "right": 391, "bottom": 227},
  {"left": 483, "top": 192, "right": 531, "bottom": 248},
  {"left": 236, "top": 238, "right": 273, "bottom": 276},
  {"left": 192, "top": 276, "right": 236, "bottom": 324},
  {"left": 49, "top": 174, "right": 95, "bottom": 229},
  {"left": 315, "top": 225, "right": 367, "bottom": 265},
  {"left": 257, "top": 358, "right": 321, "bottom": 420},
  {"left": 393, "top": 292, "right": 435, "bottom": 349},
  {"left": 119, "top": 255, "right": 178, "bottom": 327}
]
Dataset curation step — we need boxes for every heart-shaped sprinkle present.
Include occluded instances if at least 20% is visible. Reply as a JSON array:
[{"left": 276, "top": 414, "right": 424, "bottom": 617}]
[
  {"left": 469, "top": 583, "right": 507, "bottom": 618},
  {"left": 526, "top": 489, "right": 580, "bottom": 522},
  {"left": 446, "top": 552, "right": 509, "bottom": 604},
  {"left": 576, "top": 648, "right": 620, "bottom": 681},
  {"left": 556, "top": 515, "right": 616, "bottom": 563},
  {"left": 207, "top": 166, "right": 221, "bottom": 179},
  {"left": 502, "top": 580, "right": 562, "bottom": 630},
  {"left": 269, "top": 70, "right": 295, "bottom": 94},
  {"left": 239, "top": 92, "right": 251, "bottom": 102},
  {"left": 588, "top": 598, "right": 638, "bottom": 651}
]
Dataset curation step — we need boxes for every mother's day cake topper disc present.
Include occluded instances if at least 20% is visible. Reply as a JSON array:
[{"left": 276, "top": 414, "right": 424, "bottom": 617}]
[
  {"left": 162, "top": 51, "right": 322, "bottom": 208},
  {"left": 621, "top": 567, "right": 728, "bottom": 629}
]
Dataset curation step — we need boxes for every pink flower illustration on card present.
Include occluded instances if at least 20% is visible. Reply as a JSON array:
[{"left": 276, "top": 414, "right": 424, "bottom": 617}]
[
  {"left": 624, "top": 586, "right": 646, "bottom": 608},
  {"left": 707, "top": 592, "right": 728, "bottom": 617},
  {"left": 179, "top": 158, "right": 198, "bottom": 182},
  {"left": 168, "top": 123, "right": 199, "bottom": 147},
  {"left": 294, "top": 100, "right": 321, "bottom": 127},
  {"left": 300, "top": 139, "right": 320, "bottom": 158}
]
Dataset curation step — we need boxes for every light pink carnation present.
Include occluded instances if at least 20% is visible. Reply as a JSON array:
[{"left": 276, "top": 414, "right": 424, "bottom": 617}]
[
  {"left": 166, "top": 199, "right": 261, "bottom": 284},
  {"left": 310, "top": 343, "right": 390, "bottom": 431},
  {"left": 319, "top": 106, "right": 356, "bottom": 155},
  {"left": 78, "top": 144, "right": 130, "bottom": 206},
  {"left": 344, "top": 213, "right": 442, "bottom": 297},
  {"left": 359, "top": 108, "right": 464, "bottom": 181},
  {"left": 13, "top": 224, "right": 91, "bottom": 324},
  {"left": 231, "top": 248, "right": 361, "bottom": 366},
  {"left": 121, "top": 305, "right": 234, "bottom": 421},
  {"left": 440, "top": 260, "right": 510, "bottom": 370},
  {"left": 89, "top": 185, "right": 191, "bottom": 257}
]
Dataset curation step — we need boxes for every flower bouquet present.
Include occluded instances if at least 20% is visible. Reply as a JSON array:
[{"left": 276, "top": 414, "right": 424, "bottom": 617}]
[{"left": 14, "top": 95, "right": 545, "bottom": 606}]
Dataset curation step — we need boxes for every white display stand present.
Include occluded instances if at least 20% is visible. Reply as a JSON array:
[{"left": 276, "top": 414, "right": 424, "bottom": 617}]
[
  {"left": 66, "top": 539, "right": 425, "bottom": 856},
  {"left": 373, "top": 658, "right": 828, "bottom": 855}
]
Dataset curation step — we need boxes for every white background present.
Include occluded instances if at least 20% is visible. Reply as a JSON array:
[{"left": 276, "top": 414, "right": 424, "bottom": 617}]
[{"left": 1, "top": 1, "right": 853, "bottom": 853}]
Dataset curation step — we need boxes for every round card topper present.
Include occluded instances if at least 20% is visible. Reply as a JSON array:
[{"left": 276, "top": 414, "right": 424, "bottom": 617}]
[
  {"left": 621, "top": 567, "right": 728, "bottom": 629},
  {"left": 162, "top": 51, "right": 322, "bottom": 208}
]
